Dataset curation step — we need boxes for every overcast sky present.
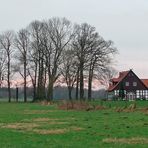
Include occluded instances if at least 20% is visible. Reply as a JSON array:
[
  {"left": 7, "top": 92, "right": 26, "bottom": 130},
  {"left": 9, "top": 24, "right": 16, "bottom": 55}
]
[{"left": 0, "top": 0, "right": 148, "bottom": 78}]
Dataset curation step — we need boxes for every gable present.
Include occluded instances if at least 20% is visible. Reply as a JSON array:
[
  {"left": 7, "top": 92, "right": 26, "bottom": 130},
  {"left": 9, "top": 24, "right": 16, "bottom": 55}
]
[
  {"left": 115, "top": 70, "right": 148, "bottom": 91},
  {"left": 108, "top": 70, "right": 148, "bottom": 92}
]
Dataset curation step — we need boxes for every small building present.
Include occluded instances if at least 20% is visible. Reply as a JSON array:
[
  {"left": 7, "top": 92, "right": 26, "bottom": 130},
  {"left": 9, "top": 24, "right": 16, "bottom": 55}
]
[{"left": 108, "top": 69, "right": 148, "bottom": 100}]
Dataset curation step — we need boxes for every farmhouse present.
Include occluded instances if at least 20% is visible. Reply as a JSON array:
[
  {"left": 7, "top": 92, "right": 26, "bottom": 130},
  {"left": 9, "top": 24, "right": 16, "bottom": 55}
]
[{"left": 108, "top": 69, "right": 148, "bottom": 100}]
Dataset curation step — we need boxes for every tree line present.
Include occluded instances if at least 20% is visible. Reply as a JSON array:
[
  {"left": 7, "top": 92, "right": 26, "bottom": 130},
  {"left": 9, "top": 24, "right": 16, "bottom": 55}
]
[{"left": 0, "top": 17, "right": 117, "bottom": 102}]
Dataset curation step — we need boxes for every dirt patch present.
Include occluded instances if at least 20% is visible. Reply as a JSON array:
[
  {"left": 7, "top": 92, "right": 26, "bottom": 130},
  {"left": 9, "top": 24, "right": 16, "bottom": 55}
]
[
  {"left": 103, "top": 137, "right": 148, "bottom": 144},
  {"left": 2, "top": 123, "right": 39, "bottom": 131}
]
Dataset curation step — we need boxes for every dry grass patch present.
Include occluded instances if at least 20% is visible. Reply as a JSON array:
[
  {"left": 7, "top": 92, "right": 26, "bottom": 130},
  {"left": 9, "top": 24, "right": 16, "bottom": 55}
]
[
  {"left": 47, "top": 121, "right": 68, "bottom": 125},
  {"left": 58, "top": 101, "right": 106, "bottom": 111},
  {"left": 32, "top": 126, "right": 84, "bottom": 135},
  {"left": 115, "top": 104, "right": 137, "bottom": 113},
  {"left": 33, "top": 118, "right": 54, "bottom": 122},
  {"left": 32, "top": 118, "right": 68, "bottom": 125},
  {"left": 33, "top": 118, "right": 59, "bottom": 122},
  {"left": 138, "top": 107, "right": 148, "bottom": 114},
  {"left": 1, "top": 123, "right": 39, "bottom": 131},
  {"left": 103, "top": 137, "right": 148, "bottom": 144},
  {"left": 70, "top": 126, "right": 84, "bottom": 131},
  {"left": 33, "top": 129, "right": 67, "bottom": 135},
  {"left": 0, "top": 114, "right": 82, "bottom": 135}
]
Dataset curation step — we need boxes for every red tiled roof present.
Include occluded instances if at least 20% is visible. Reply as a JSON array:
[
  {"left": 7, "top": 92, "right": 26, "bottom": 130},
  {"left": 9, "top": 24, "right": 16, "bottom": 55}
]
[
  {"left": 141, "top": 79, "right": 148, "bottom": 88},
  {"left": 108, "top": 70, "right": 130, "bottom": 91}
]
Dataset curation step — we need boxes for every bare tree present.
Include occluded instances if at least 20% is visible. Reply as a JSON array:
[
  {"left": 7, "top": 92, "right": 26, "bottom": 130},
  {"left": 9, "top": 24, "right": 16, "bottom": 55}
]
[
  {"left": 0, "top": 31, "right": 14, "bottom": 102},
  {"left": 27, "top": 48, "right": 38, "bottom": 101},
  {"left": 14, "top": 29, "right": 30, "bottom": 102},
  {"left": 0, "top": 49, "right": 6, "bottom": 87},
  {"left": 60, "top": 48, "right": 78, "bottom": 100},
  {"left": 73, "top": 23, "right": 98, "bottom": 100},
  {"left": 87, "top": 39, "right": 117, "bottom": 100},
  {"left": 29, "top": 20, "right": 46, "bottom": 101},
  {"left": 98, "top": 66, "right": 117, "bottom": 88},
  {"left": 44, "top": 17, "right": 73, "bottom": 101}
]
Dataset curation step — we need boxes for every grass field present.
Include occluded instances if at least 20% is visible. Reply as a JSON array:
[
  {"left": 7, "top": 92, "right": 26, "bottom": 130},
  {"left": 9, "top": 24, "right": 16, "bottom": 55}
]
[{"left": 0, "top": 101, "right": 147, "bottom": 148}]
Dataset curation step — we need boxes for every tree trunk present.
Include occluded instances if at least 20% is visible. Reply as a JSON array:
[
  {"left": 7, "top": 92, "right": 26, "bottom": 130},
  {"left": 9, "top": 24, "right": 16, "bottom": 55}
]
[
  {"left": 79, "top": 62, "right": 84, "bottom": 100},
  {"left": 47, "top": 79, "right": 54, "bottom": 101},
  {"left": 8, "top": 54, "right": 11, "bottom": 102},
  {"left": 37, "top": 57, "right": 41, "bottom": 100},
  {"left": 37, "top": 56, "right": 45, "bottom": 100},
  {"left": 33, "top": 62, "right": 37, "bottom": 101},
  {"left": 68, "top": 86, "right": 72, "bottom": 100},
  {"left": 88, "top": 70, "right": 93, "bottom": 100},
  {"left": 24, "top": 58, "right": 27, "bottom": 102},
  {"left": 75, "top": 68, "right": 79, "bottom": 100},
  {"left": 0, "top": 72, "right": 2, "bottom": 88},
  {"left": 44, "top": 68, "right": 47, "bottom": 99}
]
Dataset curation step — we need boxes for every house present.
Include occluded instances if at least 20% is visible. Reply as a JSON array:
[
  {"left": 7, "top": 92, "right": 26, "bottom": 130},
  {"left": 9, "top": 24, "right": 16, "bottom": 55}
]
[{"left": 108, "top": 69, "right": 148, "bottom": 100}]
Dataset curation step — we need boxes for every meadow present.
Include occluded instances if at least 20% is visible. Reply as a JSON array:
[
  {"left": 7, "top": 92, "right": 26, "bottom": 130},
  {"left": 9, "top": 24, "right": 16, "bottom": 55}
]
[{"left": 0, "top": 101, "right": 147, "bottom": 148}]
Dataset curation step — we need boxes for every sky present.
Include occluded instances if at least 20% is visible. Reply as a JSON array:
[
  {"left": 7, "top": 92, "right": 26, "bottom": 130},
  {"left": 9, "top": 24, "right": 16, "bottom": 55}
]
[{"left": 0, "top": 0, "right": 148, "bottom": 78}]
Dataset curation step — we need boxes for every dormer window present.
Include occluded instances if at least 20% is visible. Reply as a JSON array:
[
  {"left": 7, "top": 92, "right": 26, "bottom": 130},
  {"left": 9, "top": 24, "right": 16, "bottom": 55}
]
[{"left": 125, "top": 82, "right": 129, "bottom": 86}]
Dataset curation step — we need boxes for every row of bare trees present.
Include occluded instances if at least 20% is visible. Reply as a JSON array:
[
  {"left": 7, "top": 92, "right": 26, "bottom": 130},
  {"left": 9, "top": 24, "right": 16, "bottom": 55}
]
[{"left": 0, "top": 17, "right": 117, "bottom": 102}]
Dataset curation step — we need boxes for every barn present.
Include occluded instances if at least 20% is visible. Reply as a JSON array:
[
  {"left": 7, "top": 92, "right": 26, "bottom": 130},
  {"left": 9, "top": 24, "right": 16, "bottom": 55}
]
[{"left": 108, "top": 69, "right": 148, "bottom": 100}]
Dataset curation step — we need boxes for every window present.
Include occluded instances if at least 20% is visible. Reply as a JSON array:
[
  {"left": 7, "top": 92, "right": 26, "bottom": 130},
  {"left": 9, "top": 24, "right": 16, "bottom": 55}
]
[
  {"left": 133, "top": 82, "right": 137, "bottom": 86},
  {"left": 125, "top": 82, "right": 129, "bottom": 86}
]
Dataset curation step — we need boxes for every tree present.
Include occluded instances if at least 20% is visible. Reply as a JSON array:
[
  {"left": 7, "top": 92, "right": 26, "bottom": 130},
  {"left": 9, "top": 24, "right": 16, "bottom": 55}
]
[
  {"left": 0, "top": 49, "right": 6, "bottom": 87},
  {"left": 29, "top": 20, "right": 46, "bottom": 101},
  {"left": 0, "top": 31, "right": 14, "bottom": 102},
  {"left": 15, "top": 29, "right": 30, "bottom": 102},
  {"left": 98, "top": 66, "right": 117, "bottom": 88},
  {"left": 27, "top": 49, "right": 38, "bottom": 101},
  {"left": 0, "top": 17, "right": 118, "bottom": 102},
  {"left": 73, "top": 23, "right": 98, "bottom": 100},
  {"left": 61, "top": 48, "right": 78, "bottom": 100},
  {"left": 87, "top": 39, "right": 117, "bottom": 100},
  {"left": 45, "top": 17, "right": 73, "bottom": 101}
]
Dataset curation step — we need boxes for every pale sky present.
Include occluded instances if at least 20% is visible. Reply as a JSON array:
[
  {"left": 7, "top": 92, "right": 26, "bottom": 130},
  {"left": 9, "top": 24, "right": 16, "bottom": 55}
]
[{"left": 0, "top": 0, "right": 148, "bottom": 78}]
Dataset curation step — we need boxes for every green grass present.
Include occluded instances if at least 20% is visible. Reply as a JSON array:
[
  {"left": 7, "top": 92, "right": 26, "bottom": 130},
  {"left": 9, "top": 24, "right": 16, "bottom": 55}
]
[{"left": 0, "top": 101, "right": 147, "bottom": 148}]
